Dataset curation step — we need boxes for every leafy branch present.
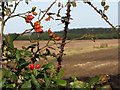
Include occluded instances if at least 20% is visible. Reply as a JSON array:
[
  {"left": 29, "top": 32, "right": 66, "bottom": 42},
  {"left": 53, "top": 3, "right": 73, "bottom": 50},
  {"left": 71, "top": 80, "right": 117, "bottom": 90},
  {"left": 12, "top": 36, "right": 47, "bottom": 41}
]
[{"left": 85, "top": 2, "right": 119, "bottom": 34}]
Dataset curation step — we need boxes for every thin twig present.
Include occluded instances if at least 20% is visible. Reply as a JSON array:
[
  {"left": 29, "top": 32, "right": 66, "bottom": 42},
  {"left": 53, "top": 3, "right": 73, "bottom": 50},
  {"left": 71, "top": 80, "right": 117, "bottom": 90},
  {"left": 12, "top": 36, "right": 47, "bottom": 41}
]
[
  {"left": 39, "top": 0, "right": 57, "bottom": 21},
  {"left": 38, "top": 9, "right": 41, "bottom": 20}
]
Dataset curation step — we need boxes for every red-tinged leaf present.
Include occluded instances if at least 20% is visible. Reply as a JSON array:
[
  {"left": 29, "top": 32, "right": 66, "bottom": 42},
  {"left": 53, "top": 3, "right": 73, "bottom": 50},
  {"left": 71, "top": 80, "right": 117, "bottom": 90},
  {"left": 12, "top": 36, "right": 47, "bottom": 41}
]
[{"left": 104, "top": 5, "right": 109, "bottom": 10}]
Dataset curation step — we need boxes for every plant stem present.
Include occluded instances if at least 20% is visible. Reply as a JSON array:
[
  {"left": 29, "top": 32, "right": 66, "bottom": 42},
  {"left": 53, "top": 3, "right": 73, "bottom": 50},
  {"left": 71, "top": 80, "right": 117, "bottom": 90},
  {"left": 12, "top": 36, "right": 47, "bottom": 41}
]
[
  {"left": 57, "top": 1, "right": 71, "bottom": 72},
  {"left": 1, "top": 2, "right": 5, "bottom": 56}
]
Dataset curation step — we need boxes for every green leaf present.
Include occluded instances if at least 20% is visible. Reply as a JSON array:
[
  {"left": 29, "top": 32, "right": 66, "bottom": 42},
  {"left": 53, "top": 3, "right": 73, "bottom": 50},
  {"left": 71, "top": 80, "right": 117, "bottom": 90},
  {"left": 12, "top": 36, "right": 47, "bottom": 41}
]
[
  {"left": 7, "top": 70, "right": 13, "bottom": 78},
  {"left": 72, "top": 72, "right": 78, "bottom": 81},
  {"left": 44, "top": 72, "right": 50, "bottom": 88},
  {"left": 88, "top": 76, "right": 99, "bottom": 88},
  {"left": 31, "top": 74, "right": 41, "bottom": 88},
  {"left": 16, "top": 50, "right": 22, "bottom": 61},
  {"left": 65, "top": 2, "right": 71, "bottom": 7},
  {"left": 42, "top": 63, "right": 55, "bottom": 70},
  {"left": 7, "top": 34, "right": 14, "bottom": 49},
  {"left": 71, "top": 2, "right": 76, "bottom": 7},
  {"left": 57, "top": 69, "right": 64, "bottom": 79},
  {"left": 18, "top": 61, "right": 30, "bottom": 70},
  {"left": 2, "top": 68, "right": 6, "bottom": 77},
  {"left": 53, "top": 79, "right": 67, "bottom": 86},
  {"left": 0, "top": 78, "right": 6, "bottom": 87},
  {"left": 104, "top": 5, "right": 109, "bottom": 10},
  {"left": 33, "top": 69, "right": 39, "bottom": 76},
  {"left": 6, "top": 84, "right": 13, "bottom": 88},
  {"left": 21, "top": 80, "right": 31, "bottom": 88},
  {"left": 10, "top": 73, "right": 17, "bottom": 82}
]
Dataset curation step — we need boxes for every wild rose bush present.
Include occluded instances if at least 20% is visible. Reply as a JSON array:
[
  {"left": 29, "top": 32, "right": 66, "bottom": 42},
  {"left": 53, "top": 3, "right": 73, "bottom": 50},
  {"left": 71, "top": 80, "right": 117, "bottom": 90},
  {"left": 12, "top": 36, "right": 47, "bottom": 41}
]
[{"left": 1, "top": 0, "right": 118, "bottom": 89}]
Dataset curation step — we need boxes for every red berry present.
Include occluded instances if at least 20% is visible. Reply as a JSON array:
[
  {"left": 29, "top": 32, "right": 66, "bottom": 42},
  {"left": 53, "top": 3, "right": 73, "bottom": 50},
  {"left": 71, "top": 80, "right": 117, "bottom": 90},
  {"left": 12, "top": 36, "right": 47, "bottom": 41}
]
[
  {"left": 39, "top": 29, "right": 44, "bottom": 33},
  {"left": 28, "top": 15, "right": 34, "bottom": 20},
  {"left": 28, "top": 64, "right": 34, "bottom": 70},
  {"left": 25, "top": 19, "right": 31, "bottom": 23},
  {"left": 50, "top": 33, "right": 55, "bottom": 38},
  {"left": 48, "top": 29, "right": 52, "bottom": 33},
  {"left": 32, "top": 12, "right": 37, "bottom": 16},
  {"left": 34, "top": 25, "right": 40, "bottom": 29},
  {"left": 31, "top": 64, "right": 34, "bottom": 70},
  {"left": 55, "top": 37, "right": 60, "bottom": 40},
  {"left": 35, "top": 64, "right": 41, "bottom": 69},
  {"left": 35, "top": 29, "right": 44, "bottom": 33},
  {"left": 28, "top": 65, "right": 31, "bottom": 70}
]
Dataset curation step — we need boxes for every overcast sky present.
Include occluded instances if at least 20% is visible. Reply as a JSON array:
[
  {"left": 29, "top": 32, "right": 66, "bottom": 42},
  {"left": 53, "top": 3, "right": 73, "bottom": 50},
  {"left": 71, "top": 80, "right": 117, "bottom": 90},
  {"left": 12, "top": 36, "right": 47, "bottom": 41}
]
[{"left": 1, "top": 0, "right": 119, "bottom": 34}]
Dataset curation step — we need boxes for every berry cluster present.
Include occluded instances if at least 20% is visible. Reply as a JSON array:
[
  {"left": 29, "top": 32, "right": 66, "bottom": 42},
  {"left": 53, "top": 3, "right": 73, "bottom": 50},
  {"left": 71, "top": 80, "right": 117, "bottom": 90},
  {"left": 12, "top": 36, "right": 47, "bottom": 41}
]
[
  {"left": 25, "top": 15, "right": 34, "bottom": 23},
  {"left": 28, "top": 64, "right": 41, "bottom": 70},
  {"left": 48, "top": 29, "right": 60, "bottom": 40},
  {"left": 34, "top": 21, "right": 44, "bottom": 33}
]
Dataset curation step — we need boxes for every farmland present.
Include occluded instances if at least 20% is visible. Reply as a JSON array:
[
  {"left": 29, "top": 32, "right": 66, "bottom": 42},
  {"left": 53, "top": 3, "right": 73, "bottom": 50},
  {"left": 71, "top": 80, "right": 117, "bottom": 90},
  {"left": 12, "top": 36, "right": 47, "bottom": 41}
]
[{"left": 14, "top": 39, "right": 119, "bottom": 77}]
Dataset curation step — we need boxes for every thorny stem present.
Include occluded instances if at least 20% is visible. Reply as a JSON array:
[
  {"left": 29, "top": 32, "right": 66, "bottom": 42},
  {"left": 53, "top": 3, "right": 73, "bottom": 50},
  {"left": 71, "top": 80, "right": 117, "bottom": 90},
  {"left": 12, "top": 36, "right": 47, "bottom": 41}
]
[
  {"left": 39, "top": 0, "right": 57, "bottom": 22},
  {"left": 86, "top": 2, "right": 119, "bottom": 34},
  {"left": 57, "top": 1, "right": 71, "bottom": 72}
]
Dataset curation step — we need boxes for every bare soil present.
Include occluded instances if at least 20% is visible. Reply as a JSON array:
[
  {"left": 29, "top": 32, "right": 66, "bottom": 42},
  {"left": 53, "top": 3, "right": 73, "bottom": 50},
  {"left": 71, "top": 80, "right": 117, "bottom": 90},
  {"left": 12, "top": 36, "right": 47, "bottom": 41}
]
[
  {"left": 48, "top": 48, "right": 118, "bottom": 78},
  {"left": 48, "top": 48, "right": 119, "bottom": 88}
]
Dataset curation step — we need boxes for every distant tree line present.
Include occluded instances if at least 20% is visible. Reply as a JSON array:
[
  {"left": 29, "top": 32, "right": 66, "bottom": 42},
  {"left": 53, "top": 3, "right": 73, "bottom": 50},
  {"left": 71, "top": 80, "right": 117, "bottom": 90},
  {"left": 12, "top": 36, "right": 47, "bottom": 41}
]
[{"left": 15, "top": 28, "right": 118, "bottom": 40}]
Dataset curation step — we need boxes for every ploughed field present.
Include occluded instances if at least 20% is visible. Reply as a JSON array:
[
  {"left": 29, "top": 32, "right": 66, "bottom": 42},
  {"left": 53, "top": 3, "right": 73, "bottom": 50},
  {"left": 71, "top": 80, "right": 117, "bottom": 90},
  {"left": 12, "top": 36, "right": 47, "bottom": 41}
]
[{"left": 14, "top": 39, "right": 119, "bottom": 88}]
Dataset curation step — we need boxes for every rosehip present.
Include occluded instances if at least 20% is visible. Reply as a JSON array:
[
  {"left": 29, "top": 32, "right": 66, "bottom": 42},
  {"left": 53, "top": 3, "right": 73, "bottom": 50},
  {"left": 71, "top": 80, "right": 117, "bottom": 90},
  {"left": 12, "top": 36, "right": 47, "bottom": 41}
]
[
  {"left": 55, "top": 37, "right": 60, "bottom": 40},
  {"left": 35, "top": 64, "right": 41, "bottom": 69},
  {"left": 28, "top": 65, "right": 31, "bottom": 70},
  {"left": 28, "top": 15, "right": 34, "bottom": 20},
  {"left": 35, "top": 29, "right": 44, "bottom": 33},
  {"left": 25, "top": 19, "right": 31, "bottom": 23},
  {"left": 50, "top": 33, "right": 55, "bottom": 38},
  {"left": 28, "top": 64, "right": 34, "bottom": 70},
  {"left": 32, "top": 12, "right": 37, "bottom": 16},
  {"left": 48, "top": 29, "right": 52, "bottom": 33},
  {"left": 34, "top": 25, "right": 41, "bottom": 29},
  {"left": 34, "top": 21, "right": 41, "bottom": 26}
]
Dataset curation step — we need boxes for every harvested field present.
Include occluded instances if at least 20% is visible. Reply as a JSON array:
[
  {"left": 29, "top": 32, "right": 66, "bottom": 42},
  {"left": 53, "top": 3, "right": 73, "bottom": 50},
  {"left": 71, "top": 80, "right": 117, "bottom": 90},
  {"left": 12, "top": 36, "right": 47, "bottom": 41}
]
[
  {"left": 14, "top": 39, "right": 118, "bottom": 56},
  {"left": 48, "top": 48, "right": 118, "bottom": 78}
]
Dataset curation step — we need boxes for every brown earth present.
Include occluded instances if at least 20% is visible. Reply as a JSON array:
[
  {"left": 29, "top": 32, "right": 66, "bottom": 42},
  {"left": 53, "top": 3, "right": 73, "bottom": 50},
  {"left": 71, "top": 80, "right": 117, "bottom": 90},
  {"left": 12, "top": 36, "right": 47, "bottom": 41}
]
[
  {"left": 48, "top": 48, "right": 119, "bottom": 88},
  {"left": 48, "top": 48, "right": 118, "bottom": 78}
]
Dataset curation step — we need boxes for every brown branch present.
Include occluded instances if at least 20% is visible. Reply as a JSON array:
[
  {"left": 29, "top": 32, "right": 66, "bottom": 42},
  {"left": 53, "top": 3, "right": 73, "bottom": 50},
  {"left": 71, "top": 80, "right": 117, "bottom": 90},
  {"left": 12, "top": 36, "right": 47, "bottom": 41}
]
[
  {"left": 57, "top": 1, "right": 71, "bottom": 72},
  {"left": 86, "top": 2, "right": 119, "bottom": 34},
  {"left": 39, "top": 0, "right": 57, "bottom": 21},
  {"left": 1, "top": 2, "right": 5, "bottom": 56},
  {"left": 10, "top": 1, "right": 20, "bottom": 15}
]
